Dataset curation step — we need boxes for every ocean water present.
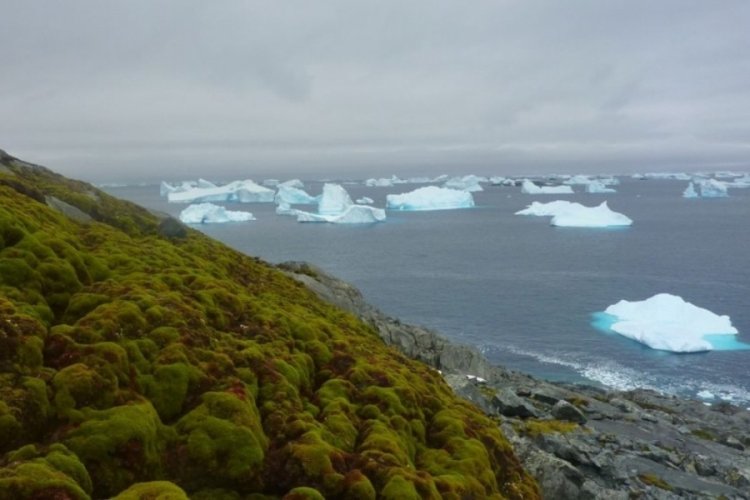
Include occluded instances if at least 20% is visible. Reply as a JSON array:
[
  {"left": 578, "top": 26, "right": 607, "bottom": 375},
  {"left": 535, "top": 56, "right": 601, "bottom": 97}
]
[{"left": 107, "top": 178, "right": 750, "bottom": 406}]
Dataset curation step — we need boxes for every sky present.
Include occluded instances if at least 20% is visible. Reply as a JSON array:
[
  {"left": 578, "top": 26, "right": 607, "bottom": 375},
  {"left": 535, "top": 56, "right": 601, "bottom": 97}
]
[{"left": 1, "top": 0, "right": 749, "bottom": 182}]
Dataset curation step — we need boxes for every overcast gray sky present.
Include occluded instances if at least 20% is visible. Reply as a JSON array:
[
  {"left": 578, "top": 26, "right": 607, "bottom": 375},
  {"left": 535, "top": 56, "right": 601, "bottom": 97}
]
[{"left": 1, "top": 0, "right": 749, "bottom": 182}]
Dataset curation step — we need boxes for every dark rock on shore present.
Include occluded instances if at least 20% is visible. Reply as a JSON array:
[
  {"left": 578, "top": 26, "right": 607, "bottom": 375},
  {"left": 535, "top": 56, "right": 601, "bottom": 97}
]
[{"left": 282, "top": 261, "right": 750, "bottom": 499}]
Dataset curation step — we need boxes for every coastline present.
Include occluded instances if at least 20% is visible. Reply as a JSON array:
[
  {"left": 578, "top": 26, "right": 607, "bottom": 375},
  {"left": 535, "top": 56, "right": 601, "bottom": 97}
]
[{"left": 280, "top": 261, "right": 750, "bottom": 498}]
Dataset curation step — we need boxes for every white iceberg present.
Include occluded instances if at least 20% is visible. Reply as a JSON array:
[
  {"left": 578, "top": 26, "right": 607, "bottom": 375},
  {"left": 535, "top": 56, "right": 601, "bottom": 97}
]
[
  {"left": 516, "top": 200, "right": 632, "bottom": 227},
  {"left": 365, "top": 175, "right": 406, "bottom": 187},
  {"left": 197, "top": 178, "right": 217, "bottom": 189},
  {"left": 643, "top": 172, "right": 692, "bottom": 181},
  {"left": 296, "top": 205, "right": 386, "bottom": 224},
  {"left": 386, "top": 186, "right": 475, "bottom": 211},
  {"left": 585, "top": 180, "right": 617, "bottom": 194},
  {"left": 318, "top": 183, "right": 354, "bottom": 215},
  {"left": 274, "top": 185, "right": 318, "bottom": 205},
  {"left": 167, "top": 180, "right": 275, "bottom": 204},
  {"left": 520, "top": 179, "right": 574, "bottom": 195},
  {"left": 443, "top": 175, "right": 486, "bottom": 192},
  {"left": 179, "top": 203, "right": 255, "bottom": 224},
  {"left": 489, "top": 176, "right": 508, "bottom": 185},
  {"left": 275, "top": 202, "right": 299, "bottom": 216},
  {"left": 279, "top": 179, "right": 305, "bottom": 189},
  {"left": 724, "top": 174, "right": 750, "bottom": 188},
  {"left": 563, "top": 175, "right": 593, "bottom": 185},
  {"left": 262, "top": 179, "right": 280, "bottom": 187},
  {"left": 697, "top": 179, "right": 729, "bottom": 198},
  {"left": 683, "top": 182, "right": 699, "bottom": 198},
  {"left": 160, "top": 180, "right": 197, "bottom": 197},
  {"left": 356, "top": 196, "right": 374, "bottom": 205},
  {"left": 603, "top": 293, "right": 738, "bottom": 353}
]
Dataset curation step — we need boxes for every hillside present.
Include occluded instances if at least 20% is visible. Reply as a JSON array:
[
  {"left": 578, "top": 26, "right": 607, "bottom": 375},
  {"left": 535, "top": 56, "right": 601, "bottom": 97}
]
[{"left": 0, "top": 150, "right": 539, "bottom": 499}]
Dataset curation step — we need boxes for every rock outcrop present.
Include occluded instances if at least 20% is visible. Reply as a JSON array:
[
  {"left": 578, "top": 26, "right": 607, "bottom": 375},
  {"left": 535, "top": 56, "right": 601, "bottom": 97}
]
[{"left": 282, "top": 262, "right": 750, "bottom": 499}]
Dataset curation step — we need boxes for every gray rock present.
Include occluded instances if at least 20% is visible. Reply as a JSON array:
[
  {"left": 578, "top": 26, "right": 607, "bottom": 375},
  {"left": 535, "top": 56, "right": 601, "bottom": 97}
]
[
  {"left": 158, "top": 216, "right": 188, "bottom": 239},
  {"left": 521, "top": 448, "right": 584, "bottom": 499},
  {"left": 492, "top": 389, "right": 539, "bottom": 418},
  {"left": 552, "top": 400, "right": 587, "bottom": 424},
  {"left": 45, "top": 195, "right": 93, "bottom": 223}
]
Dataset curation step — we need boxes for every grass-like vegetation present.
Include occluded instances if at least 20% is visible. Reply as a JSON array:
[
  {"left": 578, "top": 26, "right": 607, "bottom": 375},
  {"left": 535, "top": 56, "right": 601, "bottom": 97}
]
[
  {"left": 515, "top": 419, "right": 579, "bottom": 438},
  {"left": 638, "top": 473, "right": 674, "bottom": 491},
  {"left": 0, "top": 152, "right": 539, "bottom": 498}
]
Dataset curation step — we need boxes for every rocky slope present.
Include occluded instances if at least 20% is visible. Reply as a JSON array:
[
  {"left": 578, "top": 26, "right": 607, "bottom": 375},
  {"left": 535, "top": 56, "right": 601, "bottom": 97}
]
[
  {"left": 0, "top": 150, "right": 538, "bottom": 499},
  {"left": 281, "top": 262, "right": 750, "bottom": 499}
]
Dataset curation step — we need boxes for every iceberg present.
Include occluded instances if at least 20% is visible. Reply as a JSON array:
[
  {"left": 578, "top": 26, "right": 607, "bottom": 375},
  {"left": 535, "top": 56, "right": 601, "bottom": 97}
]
[
  {"left": 179, "top": 203, "right": 255, "bottom": 224},
  {"left": 443, "top": 175, "right": 486, "bottom": 192},
  {"left": 683, "top": 182, "right": 699, "bottom": 198},
  {"left": 697, "top": 179, "right": 729, "bottom": 198},
  {"left": 296, "top": 205, "right": 386, "bottom": 224},
  {"left": 356, "top": 197, "right": 374, "bottom": 205},
  {"left": 563, "top": 175, "right": 593, "bottom": 185},
  {"left": 601, "top": 293, "right": 739, "bottom": 353},
  {"left": 262, "top": 179, "right": 280, "bottom": 187},
  {"left": 516, "top": 200, "right": 632, "bottom": 227},
  {"left": 274, "top": 185, "right": 318, "bottom": 205},
  {"left": 160, "top": 180, "right": 197, "bottom": 197},
  {"left": 365, "top": 175, "right": 406, "bottom": 187},
  {"left": 724, "top": 174, "right": 750, "bottom": 188},
  {"left": 196, "top": 178, "right": 217, "bottom": 189},
  {"left": 278, "top": 179, "right": 305, "bottom": 189},
  {"left": 585, "top": 180, "right": 616, "bottom": 194},
  {"left": 643, "top": 172, "right": 693, "bottom": 181},
  {"left": 167, "top": 180, "right": 275, "bottom": 204},
  {"left": 386, "top": 186, "right": 475, "bottom": 211},
  {"left": 318, "top": 183, "right": 354, "bottom": 215},
  {"left": 520, "top": 179, "right": 574, "bottom": 195}
]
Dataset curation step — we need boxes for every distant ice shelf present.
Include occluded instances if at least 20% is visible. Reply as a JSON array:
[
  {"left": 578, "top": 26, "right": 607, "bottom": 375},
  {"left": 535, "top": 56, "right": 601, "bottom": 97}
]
[{"left": 386, "top": 186, "right": 475, "bottom": 211}]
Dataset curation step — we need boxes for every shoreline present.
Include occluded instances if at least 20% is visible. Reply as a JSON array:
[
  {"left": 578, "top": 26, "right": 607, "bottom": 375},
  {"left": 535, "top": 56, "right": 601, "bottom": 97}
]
[{"left": 280, "top": 261, "right": 750, "bottom": 498}]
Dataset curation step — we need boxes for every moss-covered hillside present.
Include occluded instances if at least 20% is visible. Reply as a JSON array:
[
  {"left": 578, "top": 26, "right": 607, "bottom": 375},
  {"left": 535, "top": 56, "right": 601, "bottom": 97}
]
[{"left": 0, "top": 151, "right": 539, "bottom": 499}]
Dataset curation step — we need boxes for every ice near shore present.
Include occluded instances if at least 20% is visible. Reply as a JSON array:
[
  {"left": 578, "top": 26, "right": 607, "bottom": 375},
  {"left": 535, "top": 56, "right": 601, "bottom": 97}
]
[
  {"left": 602, "top": 293, "right": 739, "bottom": 353},
  {"left": 294, "top": 183, "right": 385, "bottom": 223},
  {"left": 167, "top": 180, "right": 275, "bottom": 203},
  {"left": 178, "top": 203, "right": 255, "bottom": 224},
  {"left": 386, "top": 186, "right": 475, "bottom": 211},
  {"left": 516, "top": 200, "right": 632, "bottom": 227},
  {"left": 520, "top": 179, "right": 574, "bottom": 195}
]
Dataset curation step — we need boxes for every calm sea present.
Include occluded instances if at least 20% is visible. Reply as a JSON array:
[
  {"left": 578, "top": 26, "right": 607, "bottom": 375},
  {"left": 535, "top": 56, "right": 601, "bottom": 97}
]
[{"left": 106, "top": 177, "right": 750, "bottom": 406}]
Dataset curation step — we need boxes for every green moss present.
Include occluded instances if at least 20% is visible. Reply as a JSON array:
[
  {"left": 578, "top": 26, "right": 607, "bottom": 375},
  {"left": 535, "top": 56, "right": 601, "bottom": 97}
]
[
  {"left": 638, "top": 473, "right": 674, "bottom": 491},
  {"left": 517, "top": 419, "right": 579, "bottom": 438},
  {"left": 282, "top": 486, "right": 325, "bottom": 500},
  {"left": 113, "top": 481, "right": 189, "bottom": 499},
  {"left": 0, "top": 155, "right": 540, "bottom": 499},
  {"left": 690, "top": 428, "right": 716, "bottom": 441},
  {"left": 0, "top": 445, "right": 91, "bottom": 499}
]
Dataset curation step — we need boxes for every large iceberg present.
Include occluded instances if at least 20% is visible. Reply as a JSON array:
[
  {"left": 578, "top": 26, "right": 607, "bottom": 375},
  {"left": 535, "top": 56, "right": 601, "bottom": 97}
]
[
  {"left": 293, "top": 183, "right": 385, "bottom": 224},
  {"left": 443, "top": 175, "right": 486, "bottom": 192},
  {"left": 274, "top": 185, "right": 318, "bottom": 205},
  {"left": 167, "top": 180, "right": 275, "bottom": 203},
  {"left": 278, "top": 179, "right": 305, "bottom": 189},
  {"left": 356, "top": 196, "right": 374, "bottom": 205},
  {"left": 601, "top": 293, "right": 739, "bottom": 353},
  {"left": 297, "top": 205, "right": 386, "bottom": 224},
  {"left": 386, "top": 186, "right": 475, "bottom": 211},
  {"left": 318, "top": 183, "right": 354, "bottom": 215},
  {"left": 520, "top": 179, "right": 574, "bottom": 195},
  {"left": 179, "top": 203, "right": 256, "bottom": 224},
  {"left": 516, "top": 200, "right": 632, "bottom": 227},
  {"left": 683, "top": 179, "right": 729, "bottom": 198}
]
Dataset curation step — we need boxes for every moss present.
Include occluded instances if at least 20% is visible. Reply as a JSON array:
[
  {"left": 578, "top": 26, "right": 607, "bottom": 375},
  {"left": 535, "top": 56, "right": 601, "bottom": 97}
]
[
  {"left": 113, "top": 480, "right": 189, "bottom": 499},
  {"left": 0, "top": 445, "right": 91, "bottom": 499},
  {"left": 282, "top": 486, "right": 325, "bottom": 500},
  {"left": 380, "top": 475, "right": 422, "bottom": 500},
  {"left": 638, "top": 473, "right": 673, "bottom": 491},
  {"left": 690, "top": 428, "right": 716, "bottom": 441},
  {"left": 0, "top": 155, "right": 540, "bottom": 499},
  {"left": 517, "top": 419, "right": 579, "bottom": 438},
  {"left": 63, "top": 401, "right": 173, "bottom": 497}
]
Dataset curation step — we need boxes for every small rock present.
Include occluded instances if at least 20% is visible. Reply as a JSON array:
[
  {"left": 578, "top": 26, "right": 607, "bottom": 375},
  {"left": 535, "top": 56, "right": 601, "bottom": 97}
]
[
  {"left": 552, "top": 400, "right": 587, "bottom": 424},
  {"left": 723, "top": 436, "right": 745, "bottom": 451}
]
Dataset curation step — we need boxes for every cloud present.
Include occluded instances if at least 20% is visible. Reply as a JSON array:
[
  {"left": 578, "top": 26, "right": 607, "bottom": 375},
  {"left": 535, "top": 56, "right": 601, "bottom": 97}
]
[{"left": 1, "top": 0, "right": 748, "bottom": 181}]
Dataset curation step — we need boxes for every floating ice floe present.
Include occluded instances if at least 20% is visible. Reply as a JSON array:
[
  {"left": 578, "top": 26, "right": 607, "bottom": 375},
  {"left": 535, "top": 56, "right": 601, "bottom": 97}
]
[
  {"left": 386, "top": 186, "right": 475, "bottom": 211},
  {"left": 600, "top": 293, "right": 740, "bottom": 353},
  {"left": 365, "top": 175, "right": 407, "bottom": 187},
  {"left": 274, "top": 185, "right": 319, "bottom": 205},
  {"left": 356, "top": 197, "right": 374, "bottom": 205},
  {"left": 294, "top": 183, "right": 385, "bottom": 224},
  {"left": 520, "top": 179, "right": 574, "bottom": 195},
  {"left": 179, "top": 203, "right": 255, "bottom": 224},
  {"left": 724, "top": 174, "right": 750, "bottom": 188},
  {"left": 197, "top": 178, "right": 217, "bottom": 189},
  {"left": 279, "top": 179, "right": 305, "bottom": 189},
  {"left": 443, "top": 175, "right": 486, "bottom": 192},
  {"left": 167, "top": 180, "right": 275, "bottom": 204},
  {"left": 160, "top": 180, "right": 198, "bottom": 197},
  {"left": 516, "top": 200, "right": 632, "bottom": 227},
  {"left": 684, "top": 179, "right": 729, "bottom": 198}
]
